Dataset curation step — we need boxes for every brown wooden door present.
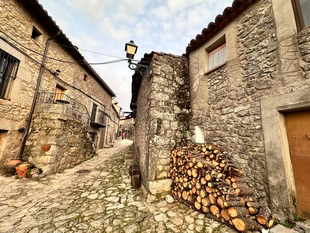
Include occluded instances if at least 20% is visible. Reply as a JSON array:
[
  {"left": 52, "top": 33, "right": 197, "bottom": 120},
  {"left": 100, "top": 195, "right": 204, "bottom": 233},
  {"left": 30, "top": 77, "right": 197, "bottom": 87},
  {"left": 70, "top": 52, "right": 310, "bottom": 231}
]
[
  {"left": 98, "top": 128, "right": 105, "bottom": 149},
  {"left": 285, "top": 110, "right": 310, "bottom": 219}
]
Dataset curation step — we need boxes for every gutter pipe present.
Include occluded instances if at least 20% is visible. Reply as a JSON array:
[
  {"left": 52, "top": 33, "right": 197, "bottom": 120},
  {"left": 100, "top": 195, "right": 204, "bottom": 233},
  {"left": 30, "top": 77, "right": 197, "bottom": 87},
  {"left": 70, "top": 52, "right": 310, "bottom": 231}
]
[{"left": 19, "top": 31, "right": 60, "bottom": 159}]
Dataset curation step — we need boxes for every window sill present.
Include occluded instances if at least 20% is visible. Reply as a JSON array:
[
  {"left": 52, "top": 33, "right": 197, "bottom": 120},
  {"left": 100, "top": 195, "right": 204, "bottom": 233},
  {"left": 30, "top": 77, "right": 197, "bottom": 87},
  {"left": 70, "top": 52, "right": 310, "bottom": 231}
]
[
  {"left": 0, "top": 98, "right": 11, "bottom": 104},
  {"left": 204, "top": 62, "right": 227, "bottom": 75}
]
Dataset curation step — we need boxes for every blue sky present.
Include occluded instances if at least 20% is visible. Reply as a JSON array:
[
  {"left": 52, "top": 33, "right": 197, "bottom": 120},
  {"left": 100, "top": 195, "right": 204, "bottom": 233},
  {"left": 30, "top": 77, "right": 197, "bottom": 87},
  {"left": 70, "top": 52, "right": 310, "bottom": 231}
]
[{"left": 38, "top": 0, "right": 233, "bottom": 113}]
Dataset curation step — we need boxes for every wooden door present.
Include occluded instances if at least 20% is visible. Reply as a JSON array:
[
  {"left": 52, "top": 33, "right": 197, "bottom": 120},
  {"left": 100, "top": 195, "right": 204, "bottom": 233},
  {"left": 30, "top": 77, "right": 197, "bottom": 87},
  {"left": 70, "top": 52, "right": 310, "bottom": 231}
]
[
  {"left": 285, "top": 109, "right": 310, "bottom": 219},
  {"left": 98, "top": 128, "right": 105, "bottom": 149},
  {"left": 54, "top": 85, "right": 66, "bottom": 102}
]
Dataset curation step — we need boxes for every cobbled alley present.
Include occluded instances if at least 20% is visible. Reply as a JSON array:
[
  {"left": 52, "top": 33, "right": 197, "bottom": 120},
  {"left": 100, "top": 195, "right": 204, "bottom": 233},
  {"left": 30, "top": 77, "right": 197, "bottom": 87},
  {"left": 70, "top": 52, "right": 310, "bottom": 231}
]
[{"left": 1, "top": 139, "right": 302, "bottom": 233}]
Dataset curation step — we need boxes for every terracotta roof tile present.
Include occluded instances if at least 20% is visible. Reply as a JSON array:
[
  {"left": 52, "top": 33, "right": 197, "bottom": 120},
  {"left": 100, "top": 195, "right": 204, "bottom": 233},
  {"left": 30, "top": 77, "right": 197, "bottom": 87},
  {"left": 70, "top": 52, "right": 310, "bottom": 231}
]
[{"left": 185, "top": 0, "right": 258, "bottom": 55}]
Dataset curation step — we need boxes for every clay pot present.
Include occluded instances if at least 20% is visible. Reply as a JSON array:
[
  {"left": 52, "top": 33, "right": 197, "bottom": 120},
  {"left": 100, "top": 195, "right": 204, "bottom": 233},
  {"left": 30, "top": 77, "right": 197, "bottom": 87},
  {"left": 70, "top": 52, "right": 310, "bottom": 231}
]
[
  {"left": 42, "top": 145, "right": 51, "bottom": 151},
  {"left": 15, "top": 163, "right": 31, "bottom": 178},
  {"left": 4, "top": 158, "right": 22, "bottom": 175}
]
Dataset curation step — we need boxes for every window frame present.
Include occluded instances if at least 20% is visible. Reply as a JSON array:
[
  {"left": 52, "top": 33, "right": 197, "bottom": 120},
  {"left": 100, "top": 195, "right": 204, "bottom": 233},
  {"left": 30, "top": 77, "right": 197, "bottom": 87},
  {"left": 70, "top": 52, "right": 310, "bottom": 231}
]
[
  {"left": 0, "top": 49, "right": 19, "bottom": 100},
  {"left": 292, "top": 0, "right": 310, "bottom": 31},
  {"left": 31, "top": 26, "right": 42, "bottom": 41},
  {"left": 54, "top": 84, "right": 68, "bottom": 103},
  {"left": 208, "top": 44, "right": 226, "bottom": 71}
]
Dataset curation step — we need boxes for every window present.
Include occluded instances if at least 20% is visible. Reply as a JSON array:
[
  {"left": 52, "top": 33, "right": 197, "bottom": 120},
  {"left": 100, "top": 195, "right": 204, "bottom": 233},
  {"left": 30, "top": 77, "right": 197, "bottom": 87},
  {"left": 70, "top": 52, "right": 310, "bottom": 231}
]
[
  {"left": 206, "top": 35, "right": 226, "bottom": 72},
  {"left": 292, "top": 0, "right": 310, "bottom": 30},
  {"left": 84, "top": 74, "right": 88, "bottom": 81},
  {"left": 91, "top": 103, "right": 98, "bottom": 123},
  {"left": 208, "top": 44, "right": 226, "bottom": 71},
  {"left": 0, "top": 49, "right": 19, "bottom": 99},
  {"left": 31, "top": 26, "right": 42, "bottom": 40},
  {"left": 54, "top": 85, "right": 68, "bottom": 103}
]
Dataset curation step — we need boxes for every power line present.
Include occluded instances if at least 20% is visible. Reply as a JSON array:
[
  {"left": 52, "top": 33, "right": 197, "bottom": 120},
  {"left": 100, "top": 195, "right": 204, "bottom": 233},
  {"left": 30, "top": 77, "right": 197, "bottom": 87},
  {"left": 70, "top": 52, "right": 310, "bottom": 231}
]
[
  {"left": 0, "top": 30, "right": 128, "bottom": 66},
  {"left": 58, "top": 43, "right": 124, "bottom": 59}
]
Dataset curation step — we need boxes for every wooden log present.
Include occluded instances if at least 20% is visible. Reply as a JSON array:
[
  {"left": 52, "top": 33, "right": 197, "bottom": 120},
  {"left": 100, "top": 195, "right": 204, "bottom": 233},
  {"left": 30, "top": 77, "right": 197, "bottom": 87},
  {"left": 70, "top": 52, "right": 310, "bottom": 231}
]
[
  {"left": 191, "top": 168, "right": 198, "bottom": 178},
  {"left": 224, "top": 195, "right": 243, "bottom": 201},
  {"left": 232, "top": 217, "right": 263, "bottom": 232},
  {"left": 256, "top": 206, "right": 272, "bottom": 226},
  {"left": 235, "top": 186, "right": 255, "bottom": 196},
  {"left": 206, "top": 186, "right": 214, "bottom": 194},
  {"left": 201, "top": 206, "right": 210, "bottom": 213},
  {"left": 201, "top": 198, "right": 210, "bottom": 207},
  {"left": 217, "top": 196, "right": 225, "bottom": 209},
  {"left": 224, "top": 200, "right": 246, "bottom": 208},
  {"left": 246, "top": 201, "right": 260, "bottom": 208},
  {"left": 187, "top": 194, "right": 195, "bottom": 205},
  {"left": 228, "top": 207, "right": 249, "bottom": 218},
  {"left": 182, "top": 190, "right": 188, "bottom": 201},
  {"left": 221, "top": 208, "right": 231, "bottom": 221},
  {"left": 248, "top": 206, "right": 259, "bottom": 215},
  {"left": 210, "top": 205, "right": 220, "bottom": 217},
  {"left": 209, "top": 193, "right": 217, "bottom": 205},
  {"left": 224, "top": 165, "right": 243, "bottom": 177},
  {"left": 205, "top": 173, "right": 213, "bottom": 181},
  {"left": 196, "top": 195, "right": 202, "bottom": 203},
  {"left": 200, "top": 189, "right": 207, "bottom": 198},
  {"left": 194, "top": 201, "right": 201, "bottom": 210},
  {"left": 197, "top": 167, "right": 207, "bottom": 177},
  {"left": 200, "top": 177, "right": 207, "bottom": 185},
  {"left": 268, "top": 218, "right": 275, "bottom": 229}
]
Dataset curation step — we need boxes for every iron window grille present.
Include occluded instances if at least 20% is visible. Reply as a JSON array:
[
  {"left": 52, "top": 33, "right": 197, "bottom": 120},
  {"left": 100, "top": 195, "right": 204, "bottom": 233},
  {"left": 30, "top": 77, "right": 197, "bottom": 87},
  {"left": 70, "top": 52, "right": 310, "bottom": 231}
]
[{"left": 0, "top": 49, "right": 19, "bottom": 99}]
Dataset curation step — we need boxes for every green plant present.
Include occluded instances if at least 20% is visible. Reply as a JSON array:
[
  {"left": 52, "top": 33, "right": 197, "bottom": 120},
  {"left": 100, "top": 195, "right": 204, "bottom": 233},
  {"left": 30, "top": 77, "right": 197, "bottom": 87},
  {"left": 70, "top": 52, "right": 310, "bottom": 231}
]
[
  {"left": 293, "top": 213, "right": 303, "bottom": 222},
  {"left": 212, "top": 225, "right": 224, "bottom": 233},
  {"left": 45, "top": 127, "right": 52, "bottom": 135},
  {"left": 281, "top": 219, "right": 295, "bottom": 229}
]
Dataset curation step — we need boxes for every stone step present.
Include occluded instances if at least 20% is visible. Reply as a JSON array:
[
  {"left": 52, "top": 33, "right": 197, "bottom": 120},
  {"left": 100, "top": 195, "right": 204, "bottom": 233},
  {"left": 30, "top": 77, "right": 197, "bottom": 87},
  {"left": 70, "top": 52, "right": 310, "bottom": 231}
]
[{"left": 270, "top": 221, "right": 310, "bottom": 233}]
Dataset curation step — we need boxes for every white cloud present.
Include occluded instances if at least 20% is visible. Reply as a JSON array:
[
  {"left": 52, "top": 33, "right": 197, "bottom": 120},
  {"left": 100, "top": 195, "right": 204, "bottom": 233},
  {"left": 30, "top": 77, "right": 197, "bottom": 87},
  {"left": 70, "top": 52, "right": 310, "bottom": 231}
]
[
  {"left": 63, "top": 0, "right": 110, "bottom": 21},
  {"left": 112, "top": 0, "right": 149, "bottom": 24},
  {"left": 151, "top": 5, "right": 169, "bottom": 20},
  {"left": 38, "top": 0, "right": 235, "bottom": 111},
  {"left": 100, "top": 18, "right": 131, "bottom": 42}
]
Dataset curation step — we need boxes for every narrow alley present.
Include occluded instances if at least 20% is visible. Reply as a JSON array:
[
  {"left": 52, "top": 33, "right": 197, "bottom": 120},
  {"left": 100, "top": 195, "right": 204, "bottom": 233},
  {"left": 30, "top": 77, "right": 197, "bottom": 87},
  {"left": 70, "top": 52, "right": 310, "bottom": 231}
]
[{"left": 0, "top": 140, "right": 237, "bottom": 233}]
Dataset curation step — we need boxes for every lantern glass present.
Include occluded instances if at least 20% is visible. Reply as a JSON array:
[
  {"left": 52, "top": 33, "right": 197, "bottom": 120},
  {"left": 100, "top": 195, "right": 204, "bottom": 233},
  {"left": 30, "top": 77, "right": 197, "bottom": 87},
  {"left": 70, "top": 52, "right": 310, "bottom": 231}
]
[{"left": 125, "top": 40, "right": 138, "bottom": 59}]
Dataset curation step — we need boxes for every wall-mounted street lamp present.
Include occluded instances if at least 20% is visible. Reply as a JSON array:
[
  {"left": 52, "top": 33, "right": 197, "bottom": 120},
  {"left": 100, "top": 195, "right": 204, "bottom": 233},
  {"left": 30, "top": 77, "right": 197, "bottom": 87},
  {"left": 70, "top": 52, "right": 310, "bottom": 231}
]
[{"left": 125, "top": 40, "right": 151, "bottom": 78}]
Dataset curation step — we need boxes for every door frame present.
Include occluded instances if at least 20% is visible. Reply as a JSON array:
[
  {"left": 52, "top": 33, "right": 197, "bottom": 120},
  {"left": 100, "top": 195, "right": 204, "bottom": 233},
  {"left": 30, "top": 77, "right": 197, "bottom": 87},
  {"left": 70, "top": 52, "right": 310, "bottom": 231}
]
[{"left": 261, "top": 90, "right": 310, "bottom": 220}]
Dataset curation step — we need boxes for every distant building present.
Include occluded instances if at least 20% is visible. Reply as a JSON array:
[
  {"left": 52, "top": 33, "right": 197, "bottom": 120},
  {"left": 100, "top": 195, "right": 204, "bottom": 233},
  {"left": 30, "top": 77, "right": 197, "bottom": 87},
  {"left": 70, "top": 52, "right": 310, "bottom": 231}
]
[
  {"left": 0, "top": 0, "right": 119, "bottom": 174},
  {"left": 119, "top": 113, "right": 135, "bottom": 140},
  {"left": 131, "top": 0, "right": 310, "bottom": 221}
]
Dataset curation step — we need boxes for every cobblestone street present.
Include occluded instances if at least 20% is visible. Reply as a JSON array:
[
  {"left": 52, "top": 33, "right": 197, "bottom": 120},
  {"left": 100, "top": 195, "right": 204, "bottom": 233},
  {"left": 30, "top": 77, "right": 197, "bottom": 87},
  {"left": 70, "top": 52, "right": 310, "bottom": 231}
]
[{"left": 0, "top": 140, "right": 238, "bottom": 233}]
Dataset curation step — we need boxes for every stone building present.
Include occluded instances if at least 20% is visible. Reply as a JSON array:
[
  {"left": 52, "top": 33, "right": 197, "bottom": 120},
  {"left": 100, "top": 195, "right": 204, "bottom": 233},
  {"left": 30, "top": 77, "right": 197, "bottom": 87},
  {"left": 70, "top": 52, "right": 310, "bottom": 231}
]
[
  {"left": 130, "top": 52, "right": 190, "bottom": 196},
  {"left": 119, "top": 115, "right": 135, "bottom": 140},
  {"left": 0, "top": 0, "right": 119, "bottom": 174},
  {"left": 106, "top": 100, "right": 121, "bottom": 145},
  {"left": 131, "top": 0, "right": 310, "bottom": 221}
]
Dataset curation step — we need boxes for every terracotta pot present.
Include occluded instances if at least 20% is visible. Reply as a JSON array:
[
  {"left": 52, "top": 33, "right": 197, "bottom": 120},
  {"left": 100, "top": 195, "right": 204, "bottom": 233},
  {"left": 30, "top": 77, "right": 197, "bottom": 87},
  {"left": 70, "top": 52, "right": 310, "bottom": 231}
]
[
  {"left": 42, "top": 145, "right": 51, "bottom": 151},
  {"left": 15, "top": 163, "right": 31, "bottom": 178},
  {"left": 4, "top": 158, "right": 22, "bottom": 175}
]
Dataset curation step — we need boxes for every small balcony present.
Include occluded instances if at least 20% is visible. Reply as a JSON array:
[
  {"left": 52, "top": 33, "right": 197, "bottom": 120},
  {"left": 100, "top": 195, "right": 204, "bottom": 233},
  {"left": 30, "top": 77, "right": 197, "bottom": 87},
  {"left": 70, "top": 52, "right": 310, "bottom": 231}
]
[
  {"left": 36, "top": 92, "right": 91, "bottom": 127},
  {"left": 90, "top": 109, "right": 107, "bottom": 127}
]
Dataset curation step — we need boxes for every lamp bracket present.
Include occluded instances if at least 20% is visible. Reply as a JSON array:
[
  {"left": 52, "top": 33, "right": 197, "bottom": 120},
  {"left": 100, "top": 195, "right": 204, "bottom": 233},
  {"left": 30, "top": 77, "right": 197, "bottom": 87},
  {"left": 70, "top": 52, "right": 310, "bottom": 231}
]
[{"left": 128, "top": 61, "right": 152, "bottom": 78}]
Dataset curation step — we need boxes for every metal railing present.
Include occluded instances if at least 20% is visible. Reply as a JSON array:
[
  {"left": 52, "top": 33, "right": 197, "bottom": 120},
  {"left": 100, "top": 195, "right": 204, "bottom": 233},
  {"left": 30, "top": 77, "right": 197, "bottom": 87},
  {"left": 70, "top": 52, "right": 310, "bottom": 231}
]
[
  {"left": 36, "top": 92, "right": 91, "bottom": 127},
  {"left": 90, "top": 109, "right": 107, "bottom": 126}
]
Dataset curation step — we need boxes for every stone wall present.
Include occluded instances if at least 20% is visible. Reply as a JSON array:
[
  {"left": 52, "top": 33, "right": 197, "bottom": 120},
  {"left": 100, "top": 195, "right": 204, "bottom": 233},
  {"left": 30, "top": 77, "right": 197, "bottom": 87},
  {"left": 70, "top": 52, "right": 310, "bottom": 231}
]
[
  {"left": 298, "top": 28, "right": 310, "bottom": 80},
  {"left": 25, "top": 104, "right": 96, "bottom": 174},
  {"left": 134, "top": 53, "right": 190, "bottom": 195},
  {"left": 0, "top": 0, "right": 116, "bottom": 173},
  {"left": 188, "top": 0, "right": 310, "bottom": 220},
  {"left": 190, "top": 0, "right": 277, "bottom": 206}
]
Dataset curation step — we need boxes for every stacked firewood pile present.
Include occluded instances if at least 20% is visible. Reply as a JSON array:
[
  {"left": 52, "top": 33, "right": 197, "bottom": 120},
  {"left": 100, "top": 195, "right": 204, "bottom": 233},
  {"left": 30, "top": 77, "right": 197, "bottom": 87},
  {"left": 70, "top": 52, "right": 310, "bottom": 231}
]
[{"left": 168, "top": 144, "right": 274, "bottom": 232}]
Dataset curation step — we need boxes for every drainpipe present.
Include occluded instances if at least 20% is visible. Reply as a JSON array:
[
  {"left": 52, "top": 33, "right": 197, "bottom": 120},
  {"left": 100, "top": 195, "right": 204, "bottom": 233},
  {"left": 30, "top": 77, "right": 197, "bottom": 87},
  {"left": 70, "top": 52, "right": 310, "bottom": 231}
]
[{"left": 19, "top": 31, "right": 60, "bottom": 159}]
